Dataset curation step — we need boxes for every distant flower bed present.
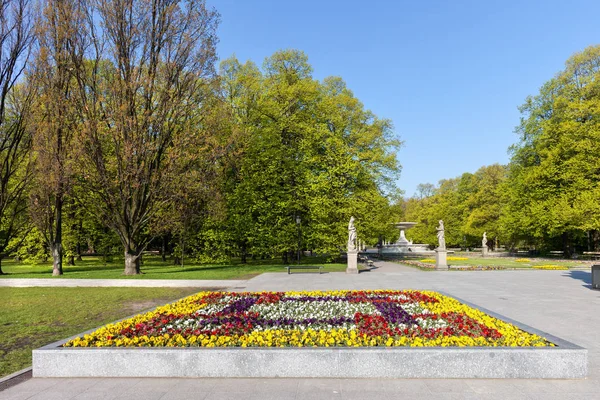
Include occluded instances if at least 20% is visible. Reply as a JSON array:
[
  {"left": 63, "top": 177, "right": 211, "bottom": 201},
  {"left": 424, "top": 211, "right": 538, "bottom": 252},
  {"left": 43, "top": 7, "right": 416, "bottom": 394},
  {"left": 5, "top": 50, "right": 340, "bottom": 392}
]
[
  {"left": 403, "top": 260, "right": 436, "bottom": 269},
  {"left": 64, "top": 290, "right": 553, "bottom": 348},
  {"left": 451, "top": 265, "right": 506, "bottom": 271},
  {"left": 419, "top": 257, "right": 469, "bottom": 264},
  {"left": 515, "top": 258, "right": 531, "bottom": 262},
  {"left": 533, "top": 265, "right": 569, "bottom": 270}
]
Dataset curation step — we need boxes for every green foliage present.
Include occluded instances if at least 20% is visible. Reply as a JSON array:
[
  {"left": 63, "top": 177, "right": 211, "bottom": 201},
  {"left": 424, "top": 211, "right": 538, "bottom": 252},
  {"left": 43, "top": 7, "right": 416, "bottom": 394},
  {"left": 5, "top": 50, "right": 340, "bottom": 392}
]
[
  {"left": 0, "top": 287, "right": 201, "bottom": 377},
  {"left": 404, "top": 164, "right": 507, "bottom": 248},
  {"left": 8, "top": 226, "right": 48, "bottom": 264},
  {"left": 503, "top": 45, "right": 600, "bottom": 252},
  {"left": 217, "top": 50, "right": 402, "bottom": 260}
]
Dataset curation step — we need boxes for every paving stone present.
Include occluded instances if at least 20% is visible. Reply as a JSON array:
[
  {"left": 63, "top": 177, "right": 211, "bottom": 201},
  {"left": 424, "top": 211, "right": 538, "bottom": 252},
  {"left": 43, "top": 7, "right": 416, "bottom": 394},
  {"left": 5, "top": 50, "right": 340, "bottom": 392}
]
[
  {"left": 208, "top": 378, "right": 258, "bottom": 392},
  {"left": 5, "top": 261, "right": 600, "bottom": 398},
  {"left": 297, "top": 378, "right": 341, "bottom": 393},
  {"left": 158, "top": 391, "right": 208, "bottom": 400},
  {"left": 0, "top": 391, "right": 40, "bottom": 400}
]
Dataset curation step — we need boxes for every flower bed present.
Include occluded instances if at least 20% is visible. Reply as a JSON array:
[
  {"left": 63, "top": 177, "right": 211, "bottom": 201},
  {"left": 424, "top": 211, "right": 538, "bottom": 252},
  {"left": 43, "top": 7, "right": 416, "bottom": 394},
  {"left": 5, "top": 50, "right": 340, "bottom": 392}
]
[
  {"left": 64, "top": 290, "right": 553, "bottom": 348},
  {"left": 533, "top": 265, "right": 569, "bottom": 270},
  {"left": 400, "top": 260, "right": 436, "bottom": 269},
  {"left": 450, "top": 265, "right": 506, "bottom": 271}
]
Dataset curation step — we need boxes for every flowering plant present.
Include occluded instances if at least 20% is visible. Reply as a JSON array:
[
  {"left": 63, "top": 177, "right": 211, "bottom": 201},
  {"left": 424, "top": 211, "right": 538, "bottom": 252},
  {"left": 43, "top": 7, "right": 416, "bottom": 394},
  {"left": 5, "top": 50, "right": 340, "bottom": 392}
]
[
  {"left": 533, "top": 265, "right": 568, "bottom": 270},
  {"left": 65, "top": 290, "right": 553, "bottom": 348}
]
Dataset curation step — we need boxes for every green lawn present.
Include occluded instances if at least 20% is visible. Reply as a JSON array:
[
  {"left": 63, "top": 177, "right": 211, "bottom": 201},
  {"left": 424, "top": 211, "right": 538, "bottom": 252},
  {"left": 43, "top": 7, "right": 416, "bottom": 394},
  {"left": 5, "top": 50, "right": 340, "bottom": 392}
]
[
  {"left": 0, "top": 255, "right": 347, "bottom": 279},
  {"left": 0, "top": 287, "right": 204, "bottom": 377},
  {"left": 407, "top": 256, "right": 587, "bottom": 268}
]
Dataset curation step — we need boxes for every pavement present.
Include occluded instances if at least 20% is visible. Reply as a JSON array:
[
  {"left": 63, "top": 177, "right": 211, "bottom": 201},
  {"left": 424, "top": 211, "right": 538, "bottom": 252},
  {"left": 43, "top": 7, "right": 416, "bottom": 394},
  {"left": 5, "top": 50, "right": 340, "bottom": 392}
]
[{"left": 2, "top": 261, "right": 600, "bottom": 399}]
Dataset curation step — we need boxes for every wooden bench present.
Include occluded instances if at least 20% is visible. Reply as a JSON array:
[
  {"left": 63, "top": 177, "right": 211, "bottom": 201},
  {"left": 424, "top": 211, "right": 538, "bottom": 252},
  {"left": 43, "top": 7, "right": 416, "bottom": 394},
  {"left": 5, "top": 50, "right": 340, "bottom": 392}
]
[
  {"left": 583, "top": 252, "right": 600, "bottom": 260},
  {"left": 285, "top": 265, "right": 323, "bottom": 274},
  {"left": 358, "top": 255, "right": 375, "bottom": 268}
]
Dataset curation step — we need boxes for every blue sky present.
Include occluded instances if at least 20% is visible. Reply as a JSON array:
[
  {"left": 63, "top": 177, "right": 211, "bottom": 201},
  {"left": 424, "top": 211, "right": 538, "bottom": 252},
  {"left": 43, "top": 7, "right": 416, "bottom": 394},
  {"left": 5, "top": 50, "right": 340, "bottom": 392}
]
[{"left": 212, "top": 0, "right": 600, "bottom": 197}]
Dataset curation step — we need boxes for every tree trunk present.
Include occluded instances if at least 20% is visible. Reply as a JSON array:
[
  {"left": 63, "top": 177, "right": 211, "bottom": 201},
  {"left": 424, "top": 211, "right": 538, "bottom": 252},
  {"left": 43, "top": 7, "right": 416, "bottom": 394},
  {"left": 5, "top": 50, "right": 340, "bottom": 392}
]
[
  {"left": 124, "top": 250, "right": 141, "bottom": 275},
  {"left": 67, "top": 255, "right": 75, "bottom": 266},
  {"left": 0, "top": 257, "right": 4, "bottom": 275},
  {"left": 76, "top": 240, "right": 82, "bottom": 261},
  {"left": 51, "top": 244, "right": 63, "bottom": 276},
  {"left": 161, "top": 236, "right": 167, "bottom": 262},
  {"left": 282, "top": 252, "right": 288, "bottom": 265},
  {"left": 562, "top": 233, "right": 572, "bottom": 258},
  {"left": 241, "top": 242, "right": 247, "bottom": 264}
]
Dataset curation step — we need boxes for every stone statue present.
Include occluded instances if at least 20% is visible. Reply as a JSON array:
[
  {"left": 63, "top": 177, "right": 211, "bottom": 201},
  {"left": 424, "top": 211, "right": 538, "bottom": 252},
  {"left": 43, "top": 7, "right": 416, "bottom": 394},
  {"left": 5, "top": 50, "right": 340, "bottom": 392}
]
[
  {"left": 348, "top": 216, "right": 357, "bottom": 251},
  {"left": 436, "top": 220, "right": 446, "bottom": 250},
  {"left": 482, "top": 232, "right": 487, "bottom": 248}
]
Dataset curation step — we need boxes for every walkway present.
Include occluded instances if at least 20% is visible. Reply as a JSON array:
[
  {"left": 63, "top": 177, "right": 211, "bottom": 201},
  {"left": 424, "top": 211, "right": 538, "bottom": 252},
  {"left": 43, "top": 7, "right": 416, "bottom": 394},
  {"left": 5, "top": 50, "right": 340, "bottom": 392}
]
[{"left": 2, "top": 260, "right": 599, "bottom": 399}]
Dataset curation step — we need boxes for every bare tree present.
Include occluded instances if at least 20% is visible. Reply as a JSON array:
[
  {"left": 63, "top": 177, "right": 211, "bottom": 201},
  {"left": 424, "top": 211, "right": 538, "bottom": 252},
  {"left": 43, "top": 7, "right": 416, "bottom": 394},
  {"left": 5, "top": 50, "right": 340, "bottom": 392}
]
[
  {"left": 73, "top": 0, "right": 219, "bottom": 274},
  {"left": 0, "top": 0, "right": 35, "bottom": 274},
  {"left": 29, "top": 0, "right": 85, "bottom": 275}
]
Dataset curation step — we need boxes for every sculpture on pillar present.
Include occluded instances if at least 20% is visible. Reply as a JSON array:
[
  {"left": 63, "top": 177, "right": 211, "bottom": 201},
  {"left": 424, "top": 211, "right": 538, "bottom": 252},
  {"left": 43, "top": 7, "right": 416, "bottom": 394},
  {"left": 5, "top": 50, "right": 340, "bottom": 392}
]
[
  {"left": 482, "top": 232, "right": 487, "bottom": 248},
  {"left": 436, "top": 220, "right": 446, "bottom": 250},
  {"left": 348, "top": 216, "right": 357, "bottom": 251}
]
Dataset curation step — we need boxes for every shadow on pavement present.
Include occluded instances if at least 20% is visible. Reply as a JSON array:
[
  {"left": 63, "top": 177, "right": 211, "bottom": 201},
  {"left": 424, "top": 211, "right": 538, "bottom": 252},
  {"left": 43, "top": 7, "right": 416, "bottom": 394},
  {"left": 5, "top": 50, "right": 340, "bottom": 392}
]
[{"left": 563, "top": 270, "right": 593, "bottom": 289}]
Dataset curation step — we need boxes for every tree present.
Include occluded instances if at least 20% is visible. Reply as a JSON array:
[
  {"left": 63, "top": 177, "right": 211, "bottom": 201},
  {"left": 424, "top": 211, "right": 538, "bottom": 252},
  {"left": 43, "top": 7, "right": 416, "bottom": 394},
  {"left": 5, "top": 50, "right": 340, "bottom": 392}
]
[
  {"left": 0, "top": 0, "right": 34, "bottom": 274},
  {"left": 29, "top": 0, "right": 85, "bottom": 275},
  {"left": 404, "top": 165, "right": 507, "bottom": 249},
  {"left": 461, "top": 164, "right": 507, "bottom": 249},
  {"left": 505, "top": 45, "right": 600, "bottom": 255},
  {"left": 73, "top": 0, "right": 220, "bottom": 274},
  {"left": 219, "top": 51, "right": 402, "bottom": 261},
  {"left": 415, "top": 183, "right": 435, "bottom": 200}
]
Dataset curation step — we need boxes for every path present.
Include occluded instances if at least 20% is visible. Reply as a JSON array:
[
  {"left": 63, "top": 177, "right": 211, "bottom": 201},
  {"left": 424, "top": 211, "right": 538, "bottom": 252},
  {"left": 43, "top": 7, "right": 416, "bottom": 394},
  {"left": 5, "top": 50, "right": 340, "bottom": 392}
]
[{"left": 2, "top": 260, "right": 599, "bottom": 399}]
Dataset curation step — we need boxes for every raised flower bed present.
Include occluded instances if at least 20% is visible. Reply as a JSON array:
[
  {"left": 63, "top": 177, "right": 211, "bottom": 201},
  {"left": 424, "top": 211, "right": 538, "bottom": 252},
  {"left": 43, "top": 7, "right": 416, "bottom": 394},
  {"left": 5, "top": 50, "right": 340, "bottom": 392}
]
[
  {"left": 64, "top": 290, "right": 551, "bottom": 348},
  {"left": 33, "top": 290, "right": 587, "bottom": 378}
]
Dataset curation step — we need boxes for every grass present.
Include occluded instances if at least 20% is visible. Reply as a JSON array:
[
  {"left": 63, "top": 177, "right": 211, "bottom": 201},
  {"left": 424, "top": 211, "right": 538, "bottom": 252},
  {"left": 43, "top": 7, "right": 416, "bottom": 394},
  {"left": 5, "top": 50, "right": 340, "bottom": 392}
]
[
  {"left": 0, "top": 287, "right": 204, "bottom": 378},
  {"left": 395, "top": 256, "right": 587, "bottom": 269},
  {"left": 0, "top": 255, "right": 347, "bottom": 279},
  {"left": 444, "top": 257, "right": 584, "bottom": 268}
]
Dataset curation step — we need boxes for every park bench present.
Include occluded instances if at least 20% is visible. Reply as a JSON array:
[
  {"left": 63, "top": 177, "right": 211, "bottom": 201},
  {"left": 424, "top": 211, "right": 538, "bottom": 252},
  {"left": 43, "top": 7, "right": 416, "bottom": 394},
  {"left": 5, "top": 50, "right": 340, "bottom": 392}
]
[
  {"left": 285, "top": 265, "right": 323, "bottom": 274},
  {"left": 548, "top": 251, "right": 563, "bottom": 257},
  {"left": 358, "top": 255, "right": 375, "bottom": 268},
  {"left": 583, "top": 252, "right": 600, "bottom": 260}
]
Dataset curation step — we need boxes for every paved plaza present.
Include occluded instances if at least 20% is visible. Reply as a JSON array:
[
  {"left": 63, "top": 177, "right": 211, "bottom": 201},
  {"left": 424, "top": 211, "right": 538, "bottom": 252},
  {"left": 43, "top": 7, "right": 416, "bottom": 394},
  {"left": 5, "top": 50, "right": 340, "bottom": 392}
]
[{"left": 1, "top": 261, "right": 599, "bottom": 399}]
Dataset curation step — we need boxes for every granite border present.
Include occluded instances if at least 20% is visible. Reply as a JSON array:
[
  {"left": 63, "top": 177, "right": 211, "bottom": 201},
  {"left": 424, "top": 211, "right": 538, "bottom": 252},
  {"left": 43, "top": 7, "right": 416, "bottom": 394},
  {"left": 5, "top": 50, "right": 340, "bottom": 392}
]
[{"left": 32, "top": 292, "right": 588, "bottom": 379}]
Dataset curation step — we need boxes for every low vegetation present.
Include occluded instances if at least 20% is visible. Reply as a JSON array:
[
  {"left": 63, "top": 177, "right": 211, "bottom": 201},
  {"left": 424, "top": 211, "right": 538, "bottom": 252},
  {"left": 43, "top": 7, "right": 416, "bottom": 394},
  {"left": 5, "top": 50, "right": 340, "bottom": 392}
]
[
  {"left": 0, "top": 255, "right": 347, "bottom": 280},
  {"left": 0, "top": 287, "right": 203, "bottom": 377}
]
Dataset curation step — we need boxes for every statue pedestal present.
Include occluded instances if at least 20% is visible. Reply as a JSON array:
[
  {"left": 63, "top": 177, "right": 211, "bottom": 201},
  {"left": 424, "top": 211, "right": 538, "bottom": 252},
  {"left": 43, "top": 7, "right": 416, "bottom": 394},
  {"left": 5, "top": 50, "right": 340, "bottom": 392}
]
[
  {"left": 482, "top": 247, "right": 488, "bottom": 258},
  {"left": 346, "top": 250, "right": 359, "bottom": 274},
  {"left": 435, "top": 249, "right": 448, "bottom": 270}
]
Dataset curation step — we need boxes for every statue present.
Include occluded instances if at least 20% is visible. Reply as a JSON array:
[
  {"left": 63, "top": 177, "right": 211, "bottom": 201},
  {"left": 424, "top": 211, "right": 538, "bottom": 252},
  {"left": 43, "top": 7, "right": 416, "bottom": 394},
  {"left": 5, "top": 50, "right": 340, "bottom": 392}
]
[
  {"left": 436, "top": 220, "right": 446, "bottom": 250},
  {"left": 482, "top": 232, "right": 487, "bottom": 248},
  {"left": 348, "top": 216, "right": 357, "bottom": 251}
]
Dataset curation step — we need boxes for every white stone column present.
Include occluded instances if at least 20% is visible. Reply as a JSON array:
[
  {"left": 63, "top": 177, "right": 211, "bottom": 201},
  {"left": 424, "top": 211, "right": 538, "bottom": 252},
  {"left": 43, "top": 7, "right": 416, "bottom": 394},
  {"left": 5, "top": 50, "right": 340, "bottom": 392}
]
[
  {"left": 435, "top": 249, "right": 448, "bottom": 270},
  {"left": 482, "top": 247, "right": 488, "bottom": 258},
  {"left": 347, "top": 250, "right": 359, "bottom": 274}
]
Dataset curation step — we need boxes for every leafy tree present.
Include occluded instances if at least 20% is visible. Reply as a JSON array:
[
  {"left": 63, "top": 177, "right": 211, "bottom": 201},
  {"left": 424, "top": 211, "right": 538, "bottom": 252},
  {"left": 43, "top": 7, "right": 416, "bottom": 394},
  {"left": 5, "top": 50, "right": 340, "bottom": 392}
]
[
  {"left": 71, "top": 0, "right": 220, "bottom": 274},
  {"left": 219, "top": 51, "right": 401, "bottom": 261},
  {"left": 29, "top": 0, "right": 85, "bottom": 275},
  {"left": 0, "top": 0, "right": 34, "bottom": 274},
  {"left": 505, "top": 45, "right": 600, "bottom": 255},
  {"left": 404, "top": 165, "right": 507, "bottom": 249}
]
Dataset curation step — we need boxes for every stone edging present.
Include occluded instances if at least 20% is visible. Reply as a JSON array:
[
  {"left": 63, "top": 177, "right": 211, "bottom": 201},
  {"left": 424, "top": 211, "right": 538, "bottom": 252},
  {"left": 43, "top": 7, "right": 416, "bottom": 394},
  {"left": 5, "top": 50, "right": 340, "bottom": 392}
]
[{"left": 32, "top": 293, "right": 588, "bottom": 379}]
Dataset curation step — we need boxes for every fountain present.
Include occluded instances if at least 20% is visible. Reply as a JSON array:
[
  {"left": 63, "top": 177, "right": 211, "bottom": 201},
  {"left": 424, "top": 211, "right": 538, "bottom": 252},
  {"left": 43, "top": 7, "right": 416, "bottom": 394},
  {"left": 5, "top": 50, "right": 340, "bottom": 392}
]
[{"left": 381, "top": 222, "right": 433, "bottom": 255}]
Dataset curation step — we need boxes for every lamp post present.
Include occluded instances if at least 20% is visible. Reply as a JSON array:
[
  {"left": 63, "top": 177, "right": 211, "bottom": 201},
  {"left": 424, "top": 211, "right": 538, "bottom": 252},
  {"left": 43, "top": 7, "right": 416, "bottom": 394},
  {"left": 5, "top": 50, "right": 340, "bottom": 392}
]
[{"left": 295, "top": 215, "right": 301, "bottom": 264}]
